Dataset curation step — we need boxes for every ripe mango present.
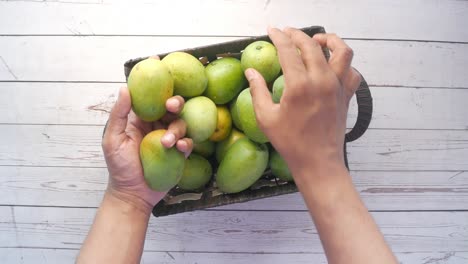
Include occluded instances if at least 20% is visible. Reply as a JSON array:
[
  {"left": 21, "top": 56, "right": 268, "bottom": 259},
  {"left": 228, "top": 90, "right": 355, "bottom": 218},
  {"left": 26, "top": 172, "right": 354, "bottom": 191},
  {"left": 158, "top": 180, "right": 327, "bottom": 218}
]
[
  {"left": 269, "top": 149, "right": 294, "bottom": 181},
  {"left": 140, "top": 129, "right": 185, "bottom": 192},
  {"left": 237, "top": 88, "right": 269, "bottom": 143},
  {"left": 216, "top": 138, "right": 269, "bottom": 193},
  {"left": 161, "top": 52, "right": 207, "bottom": 98},
  {"left": 178, "top": 154, "right": 213, "bottom": 191},
  {"left": 209, "top": 105, "right": 232, "bottom": 142},
  {"left": 127, "top": 58, "right": 173, "bottom": 121},
  {"left": 180, "top": 96, "right": 217, "bottom": 143}
]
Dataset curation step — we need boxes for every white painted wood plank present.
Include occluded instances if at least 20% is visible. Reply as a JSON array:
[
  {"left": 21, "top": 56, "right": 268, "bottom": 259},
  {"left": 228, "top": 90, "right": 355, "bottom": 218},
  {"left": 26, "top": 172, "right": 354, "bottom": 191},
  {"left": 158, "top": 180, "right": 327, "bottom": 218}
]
[
  {"left": 1, "top": 83, "right": 467, "bottom": 130},
  {"left": 1, "top": 167, "right": 467, "bottom": 211},
  {"left": 1, "top": 125, "right": 467, "bottom": 170},
  {"left": 2, "top": 248, "right": 467, "bottom": 264},
  {"left": 0, "top": 37, "right": 466, "bottom": 88},
  {"left": 0, "top": 0, "right": 467, "bottom": 42},
  {"left": 0, "top": 207, "right": 466, "bottom": 253}
]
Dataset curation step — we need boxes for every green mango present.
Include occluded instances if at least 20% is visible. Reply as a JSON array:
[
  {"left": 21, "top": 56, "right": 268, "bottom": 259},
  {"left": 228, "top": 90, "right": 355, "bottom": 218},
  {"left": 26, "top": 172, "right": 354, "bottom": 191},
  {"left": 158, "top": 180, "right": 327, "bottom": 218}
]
[
  {"left": 216, "top": 138, "right": 269, "bottom": 193},
  {"left": 193, "top": 140, "right": 215, "bottom": 158},
  {"left": 269, "top": 149, "right": 294, "bottom": 181},
  {"left": 127, "top": 58, "right": 174, "bottom": 121},
  {"left": 237, "top": 88, "right": 269, "bottom": 143},
  {"left": 215, "top": 128, "right": 246, "bottom": 163},
  {"left": 140, "top": 130, "right": 185, "bottom": 192},
  {"left": 178, "top": 154, "right": 213, "bottom": 191},
  {"left": 272, "top": 75, "right": 285, "bottom": 103},
  {"left": 204, "top": 57, "right": 246, "bottom": 104},
  {"left": 229, "top": 94, "right": 244, "bottom": 131}
]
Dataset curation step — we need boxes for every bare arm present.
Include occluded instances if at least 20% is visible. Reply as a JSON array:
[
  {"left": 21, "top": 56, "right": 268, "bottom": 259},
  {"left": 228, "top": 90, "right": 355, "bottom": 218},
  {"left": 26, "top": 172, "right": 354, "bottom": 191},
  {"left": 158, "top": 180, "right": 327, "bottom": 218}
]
[
  {"left": 77, "top": 192, "right": 152, "bottom": 264},
  {"left": 245, "top": 27, "right": 397, "bottom": 264},
  {"left": 77, "top": 80, "right": 192, "bottom": 263}
]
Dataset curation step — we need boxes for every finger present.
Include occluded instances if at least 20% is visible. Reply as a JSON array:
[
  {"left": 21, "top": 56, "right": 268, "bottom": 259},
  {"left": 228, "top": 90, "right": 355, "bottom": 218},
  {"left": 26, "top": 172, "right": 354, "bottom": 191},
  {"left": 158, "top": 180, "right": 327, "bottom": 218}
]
[
  {"left": 267, "top": 27, "right": 307, "bottom": 78},
  {"left": 313, "top": 33, "right": 354, "bottom": 80},
  {"left": 283, "top": 27, "right": 328, "bottom": 71},
  {"left": 166, "top": 95, "right": 184, "bottom": 114},
  {"left": 105, "top": 87, "right": 131, "bottom": 140},
  {"left": 245, "top": 68, "right": 275, "bottom": 116},
  {"left": 161, "top": 119, "right": 186, "bottom": 148},
  {"left": 343, "top": 68, "right": 362, "bottom": 99},
  {"left": 149, "top": 55, "right": 160, "bottom": 60},
  {"left": 176, "top": 138, "right": 193, "bottom": 158}
]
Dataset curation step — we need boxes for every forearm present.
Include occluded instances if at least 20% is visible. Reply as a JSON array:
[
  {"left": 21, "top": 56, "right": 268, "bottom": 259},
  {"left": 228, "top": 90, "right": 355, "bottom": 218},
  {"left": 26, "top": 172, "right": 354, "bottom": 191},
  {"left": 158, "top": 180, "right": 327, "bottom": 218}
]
[
  {"left": 293, "top": 161, "right": 397, "bottom": 264},
  {"left": 77, "top": 191, "right": 151, "bottom": 264}
]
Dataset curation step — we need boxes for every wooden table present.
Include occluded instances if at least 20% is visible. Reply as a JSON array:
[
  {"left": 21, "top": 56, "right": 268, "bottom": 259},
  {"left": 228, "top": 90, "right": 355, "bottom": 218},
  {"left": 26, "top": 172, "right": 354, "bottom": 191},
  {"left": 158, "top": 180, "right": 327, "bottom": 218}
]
[{"left": 1, "top": 1, "right": 467, "bottom": 263}]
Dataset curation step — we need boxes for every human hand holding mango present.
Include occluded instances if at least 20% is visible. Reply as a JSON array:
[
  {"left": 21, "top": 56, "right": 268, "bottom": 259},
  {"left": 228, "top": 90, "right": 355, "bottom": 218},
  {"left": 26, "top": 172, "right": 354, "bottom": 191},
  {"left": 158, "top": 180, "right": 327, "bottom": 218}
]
[
  {"left": 245, "top": 28, "right": 362, "bottom": 182},
  {"left": 102, "top": 84, "right": 192, "bottom": 214}
]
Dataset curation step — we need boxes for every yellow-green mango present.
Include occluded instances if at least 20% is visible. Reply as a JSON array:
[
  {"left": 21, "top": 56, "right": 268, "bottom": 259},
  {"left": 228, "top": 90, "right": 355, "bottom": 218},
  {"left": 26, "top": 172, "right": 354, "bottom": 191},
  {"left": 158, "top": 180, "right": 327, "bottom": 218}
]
[
  {"left": 241, "top": 41, "right": 281, "bottom": 83},
  {"left": 216, "top": 138, "right": 269, "bottom": 193},
  {"left": 161, "top": 52, "right": 207, "bottom": 98},
  {"left": 140, "top": 129, "right": 185, "bottom": 191},
  {"left": 237, "top": 88, "right": 269, "bottom": 143},
  {"left": 127, "top": 58, "right": 173, "bottom": 121},
  {"left": 178, "top": 154, "right": 213, "bottom": 191},
  {"left": 180, "top": 96, "right": 217, "bottom": 143}
]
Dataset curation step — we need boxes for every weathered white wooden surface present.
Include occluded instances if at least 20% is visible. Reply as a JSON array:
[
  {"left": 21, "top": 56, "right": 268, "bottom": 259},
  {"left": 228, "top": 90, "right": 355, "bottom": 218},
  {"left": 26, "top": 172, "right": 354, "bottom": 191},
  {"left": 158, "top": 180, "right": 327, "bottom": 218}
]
[
  {"left": 2, "top": 83, "right": 467, "bottom": 130},
  {"left": 1, "top": 0, "right": 467, "bottom": 263},
  {"left": 0, "top": 0, "right": 467, "bottom": 42},
  {"left": 0, "top": 37, "right": 467, "bottom": 88},
  {"left": 1, "top": 249, "right": 467, "bottom": 264},
  {"left": 1, "top": 207, "right": 467, "bottom": 252}
]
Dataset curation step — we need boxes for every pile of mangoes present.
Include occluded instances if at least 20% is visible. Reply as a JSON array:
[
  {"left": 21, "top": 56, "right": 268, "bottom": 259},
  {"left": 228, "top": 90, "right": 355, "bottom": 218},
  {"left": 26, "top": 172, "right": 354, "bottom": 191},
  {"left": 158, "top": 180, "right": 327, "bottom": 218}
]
[{"left": 128, "top": 41, "right": 293, "bottom": 194}]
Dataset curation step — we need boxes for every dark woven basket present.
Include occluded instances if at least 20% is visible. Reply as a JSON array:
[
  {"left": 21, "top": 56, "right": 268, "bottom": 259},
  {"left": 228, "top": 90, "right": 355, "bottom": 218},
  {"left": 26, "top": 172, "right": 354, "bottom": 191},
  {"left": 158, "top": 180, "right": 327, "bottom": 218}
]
[{"left": 120, "top": 26, "right": 373, "bottom": 217}]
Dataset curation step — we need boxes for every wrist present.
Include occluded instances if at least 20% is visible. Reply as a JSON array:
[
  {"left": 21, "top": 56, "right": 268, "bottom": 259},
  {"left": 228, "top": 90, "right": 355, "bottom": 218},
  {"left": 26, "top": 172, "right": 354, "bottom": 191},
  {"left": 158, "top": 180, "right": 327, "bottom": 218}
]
[{"left": 105, "top": 188, "right": 154, "bottom": 217}]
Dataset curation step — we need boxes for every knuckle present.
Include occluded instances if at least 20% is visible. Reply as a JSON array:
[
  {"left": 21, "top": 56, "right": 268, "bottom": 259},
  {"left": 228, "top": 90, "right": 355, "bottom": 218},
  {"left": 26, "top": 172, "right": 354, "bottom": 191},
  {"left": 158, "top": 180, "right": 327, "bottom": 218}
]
[{"left": 342, "top": 46, "right": 354, "bottom": 61}]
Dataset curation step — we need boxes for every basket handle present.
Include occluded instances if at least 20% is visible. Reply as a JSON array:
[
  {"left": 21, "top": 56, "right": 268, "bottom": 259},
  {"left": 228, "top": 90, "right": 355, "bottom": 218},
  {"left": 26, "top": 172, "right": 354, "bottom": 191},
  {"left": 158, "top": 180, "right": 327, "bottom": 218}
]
[{"left": 345, "top": 70, "right": 373, "bottom": 143}]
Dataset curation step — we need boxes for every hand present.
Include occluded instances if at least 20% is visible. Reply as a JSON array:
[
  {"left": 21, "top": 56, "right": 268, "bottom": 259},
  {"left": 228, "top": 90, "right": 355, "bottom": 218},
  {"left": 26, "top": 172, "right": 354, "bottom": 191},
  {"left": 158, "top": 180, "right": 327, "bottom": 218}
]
[
  {"left": 245, "top": 28, "right": 361, "bottom": 180},
  {"left": 102, "top": 84, "right": 193, "bottom": 214}
]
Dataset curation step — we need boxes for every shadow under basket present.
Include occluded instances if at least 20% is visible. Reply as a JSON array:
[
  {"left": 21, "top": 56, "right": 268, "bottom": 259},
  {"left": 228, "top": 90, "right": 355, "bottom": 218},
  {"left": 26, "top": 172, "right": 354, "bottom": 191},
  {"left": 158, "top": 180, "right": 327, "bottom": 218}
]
[{"left": 121, "top": 26, "right": 373, "bottom": 217}]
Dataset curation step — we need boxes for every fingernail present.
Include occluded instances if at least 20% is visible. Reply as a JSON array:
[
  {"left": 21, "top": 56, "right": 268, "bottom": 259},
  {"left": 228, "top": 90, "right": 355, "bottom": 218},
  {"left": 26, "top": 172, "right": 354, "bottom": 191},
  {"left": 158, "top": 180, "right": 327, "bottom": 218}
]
[
  {"left": 245, "top": 68, "right": 256, "bottom": 81},
  {"left": 168, "top": 98, "right": 180, "bottom": 108},
  {"left": 162, "top": 133, "right": 175, "bottom": 147},
  {"left": 118, "top": 87, "right": 125, "bottom": 99}
]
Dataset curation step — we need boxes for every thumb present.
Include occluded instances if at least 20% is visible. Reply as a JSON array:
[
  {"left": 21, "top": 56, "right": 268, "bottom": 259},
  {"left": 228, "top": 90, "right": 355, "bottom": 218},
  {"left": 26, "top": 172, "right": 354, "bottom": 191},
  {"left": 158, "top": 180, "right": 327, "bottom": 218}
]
[
  {"left": 245, "top": 68, "right": 274, "bottom": 114},
  {"left": 106, "top": 86, "right": 131, "bottom": 138}
]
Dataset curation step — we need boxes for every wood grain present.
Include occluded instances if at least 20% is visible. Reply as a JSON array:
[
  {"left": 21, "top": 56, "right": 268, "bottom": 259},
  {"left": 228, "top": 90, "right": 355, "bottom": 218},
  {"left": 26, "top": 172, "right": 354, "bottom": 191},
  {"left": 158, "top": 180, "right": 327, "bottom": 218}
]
[
  {"left": 1, "top": 167, "right": 467, "bottom": 211},
  {"left": 0, "top": 37, "right": 466, "bottom": 88},
  {"left": 0, "top": 125, "right": 467, "bottom": 170},
  {"left": 1, "top": 248, "right": 467, "bottom": 264},
  {"left": 1, "top": 83, "right": 467, "bottom": 130},
  {"left": 0, "top": 207, "right": 467, "bottom": 253},
  {"left": 0, "top": 0, "right": 467, "bottom": 42}
]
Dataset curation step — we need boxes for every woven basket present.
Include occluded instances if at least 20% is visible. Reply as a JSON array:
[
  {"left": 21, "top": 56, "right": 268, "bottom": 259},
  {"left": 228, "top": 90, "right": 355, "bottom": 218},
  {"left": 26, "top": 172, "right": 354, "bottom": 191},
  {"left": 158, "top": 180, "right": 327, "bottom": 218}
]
[{"left": 120, "top": 26, "right": 373, "bottom": 217}]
